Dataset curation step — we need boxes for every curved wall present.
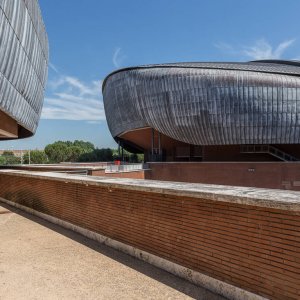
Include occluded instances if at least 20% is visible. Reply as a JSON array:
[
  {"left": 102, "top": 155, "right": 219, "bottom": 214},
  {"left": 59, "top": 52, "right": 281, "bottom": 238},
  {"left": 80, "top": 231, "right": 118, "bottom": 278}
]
[
  {"left": 103, "top": 62, "right": 300, "bottom": 146},
  {"left": 0, "top": 0, "right": 48, "bottom": 138}
]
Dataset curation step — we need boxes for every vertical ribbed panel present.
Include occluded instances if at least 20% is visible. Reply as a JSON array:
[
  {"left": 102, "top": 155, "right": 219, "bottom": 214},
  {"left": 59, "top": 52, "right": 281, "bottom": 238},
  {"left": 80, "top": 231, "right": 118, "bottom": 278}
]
[
  {"left": 103, "top": 66, "right": 300, "bottom": 145},
  {"left": 0, "top": 0, "right": 48, "bottom": 136}
]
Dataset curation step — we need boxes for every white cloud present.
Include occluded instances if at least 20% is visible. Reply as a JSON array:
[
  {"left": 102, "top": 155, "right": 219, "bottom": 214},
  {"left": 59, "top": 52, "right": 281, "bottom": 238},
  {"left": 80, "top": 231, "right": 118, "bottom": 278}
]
[
  {"left": 214, "top": 42, "right": 237, "bottom": 55},
  {"left": 49, "top": 62, "right": 59, "bottom": 73},
  {"left": 243, "top": 39, "right": 295, "bottom": 60},
  {"left": 42, "top": 75, "right": 105, "bottom": 122},
  {"left": 112, "top": 47, "right": 126, "bottom": 68},
  {"left": 216, "top": 38, "right": 296, "bottom": 60}
]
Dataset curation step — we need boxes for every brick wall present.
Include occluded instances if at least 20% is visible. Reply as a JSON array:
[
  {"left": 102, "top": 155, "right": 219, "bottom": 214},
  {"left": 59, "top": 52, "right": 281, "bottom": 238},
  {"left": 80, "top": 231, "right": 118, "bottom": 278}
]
[
  {"left": 92, "top": 170, "right": 147, "bottom": 179},
  {"left": 146, "top": 162, "right": 300, "bottom": 191},
  {"left": 0, "top": 171, "right": 299, "bottom": 299},
  {"left": 106, "top": 171, "right": 146, "bottom": 179},
  {"left": 1, "top": 165, "right": 105, "bottom": 173}
]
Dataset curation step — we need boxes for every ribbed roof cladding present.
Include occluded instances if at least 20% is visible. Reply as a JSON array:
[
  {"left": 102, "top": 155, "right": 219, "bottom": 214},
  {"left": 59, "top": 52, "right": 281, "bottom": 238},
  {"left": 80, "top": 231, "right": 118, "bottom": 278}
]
[
  {"left": 0, "top": 0, "right": 48, "bottom": 137},
  {"left": 102, "top": 60, "right": 300, "bottom": 91},
  {"left": 103, "top": 59, "right": 300, "bottom": 146}
]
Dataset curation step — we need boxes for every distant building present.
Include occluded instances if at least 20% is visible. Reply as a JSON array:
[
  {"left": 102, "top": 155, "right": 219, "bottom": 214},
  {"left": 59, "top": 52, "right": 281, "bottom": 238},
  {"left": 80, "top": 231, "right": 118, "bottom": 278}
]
[
  {"left": 103, "top": 60, "right": 300, "bottom": 161},
  {"left": 0, "top": 0, "right": 48, "bottom": 139},
  {"left": 0, "top": 150, "right": 30, "bottom": 157}
]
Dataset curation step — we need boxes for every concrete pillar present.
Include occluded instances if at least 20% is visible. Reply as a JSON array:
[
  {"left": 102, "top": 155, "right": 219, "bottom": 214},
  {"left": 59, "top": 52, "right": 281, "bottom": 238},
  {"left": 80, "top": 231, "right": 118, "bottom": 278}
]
[
  {"left": 151, "top": 128, "right": 154, "bottom": 155},
  {"left": 158, "top": 132, "right": 161, "bottom": 155}
]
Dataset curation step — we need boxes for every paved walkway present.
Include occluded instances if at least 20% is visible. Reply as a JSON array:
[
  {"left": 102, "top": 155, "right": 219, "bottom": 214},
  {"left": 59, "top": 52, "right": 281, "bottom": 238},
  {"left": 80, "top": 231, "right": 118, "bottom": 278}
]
[{"left": 0, "top": 203, "right": 226, "bottom": 300}]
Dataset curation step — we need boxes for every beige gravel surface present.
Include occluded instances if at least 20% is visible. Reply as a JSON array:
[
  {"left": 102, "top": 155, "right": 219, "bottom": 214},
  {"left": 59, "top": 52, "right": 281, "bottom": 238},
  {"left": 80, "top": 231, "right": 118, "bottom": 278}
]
[{"left": 0, "top": 203, "right": 226, "bottom": 300}]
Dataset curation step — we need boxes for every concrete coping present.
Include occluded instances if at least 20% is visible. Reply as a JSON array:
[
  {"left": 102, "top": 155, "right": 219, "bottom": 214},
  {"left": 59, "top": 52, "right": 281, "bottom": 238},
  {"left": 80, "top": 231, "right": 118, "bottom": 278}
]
[
  {"left": 3, "top": 164, "right": 106, "bottom": 171},
  {"left": 148, "top": 161, "right": 300, "bottom": 164},
  {"left": 105, "top": 169, "right": 151, "bottom": 174},
  {"left": 1, "top": 169, "right": 300, "bottom": 212}
]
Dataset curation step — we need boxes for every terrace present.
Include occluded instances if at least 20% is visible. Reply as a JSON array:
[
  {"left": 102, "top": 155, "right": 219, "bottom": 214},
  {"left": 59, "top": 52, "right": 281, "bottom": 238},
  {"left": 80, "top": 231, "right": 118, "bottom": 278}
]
[
  {"left": 0, "top": 202, "right": 223, "bottom": 299},
  {"left": 0, "top": 169, "right": 299, "bottom": 299}
]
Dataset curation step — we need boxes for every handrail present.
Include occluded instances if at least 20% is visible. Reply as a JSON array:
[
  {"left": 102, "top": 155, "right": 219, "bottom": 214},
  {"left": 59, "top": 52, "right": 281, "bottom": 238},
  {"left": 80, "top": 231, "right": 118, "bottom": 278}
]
[
  {"left": 240, "top": 145, "right": 299, "bottom": 161},
  {"left": 105, "top": 163, "right": 148, "bottom": 173}
]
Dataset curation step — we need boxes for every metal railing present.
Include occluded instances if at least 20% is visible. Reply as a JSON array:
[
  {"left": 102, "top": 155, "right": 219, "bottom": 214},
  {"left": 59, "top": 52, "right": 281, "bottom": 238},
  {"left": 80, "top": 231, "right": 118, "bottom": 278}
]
[
  {"left": 240, "top": 145, "right": 299, "bottom": 161},
  {"left": 105, "top": 163, "right": 148, "bottom": 173}
]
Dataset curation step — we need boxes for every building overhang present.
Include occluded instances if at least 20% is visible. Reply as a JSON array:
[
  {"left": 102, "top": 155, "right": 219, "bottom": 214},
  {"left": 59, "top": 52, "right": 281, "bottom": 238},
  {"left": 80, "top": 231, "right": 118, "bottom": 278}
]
[{"left": 0, "top": 110, "right": 18, "bottom": 139}]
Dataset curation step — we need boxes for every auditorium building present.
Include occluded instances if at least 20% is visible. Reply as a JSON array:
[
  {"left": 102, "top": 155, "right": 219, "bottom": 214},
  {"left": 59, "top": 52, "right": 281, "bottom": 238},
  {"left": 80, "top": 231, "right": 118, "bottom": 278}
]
[
  {"left": 0, "top": 0, "right": 48, "bottom": 140},
  {"left": 103, "top": 60, "right": 300, "bottom": 162}
]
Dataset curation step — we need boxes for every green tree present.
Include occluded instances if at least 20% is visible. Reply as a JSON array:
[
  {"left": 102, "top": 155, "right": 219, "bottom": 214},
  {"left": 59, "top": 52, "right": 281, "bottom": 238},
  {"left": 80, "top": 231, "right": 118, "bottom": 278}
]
[
  {"left": 44, "top": 140, "right": 95, "bottom": 163},
  {"left": 2, "top": 150, "right": 14, "bottom": 156},
  {"left": 111, "top": 148, "right": 144, "bottom": 162},
  {"left": 0, "top": 155, "right": 6, "bottom": 165},
  {"left": 43, "top": 140, "right": 142, "bottom": 164},
  {"left": 130, "top": 153, "right": 138, "bottom": 163},
  {"left": 137, "top": 153, "right": 144, "bottom": 162},
  {"left": 1, "top": 151, "right": 21, "bottom": 165},
  {"left": 68, "top": 146, "right": 83, "bottom": 162},
  {"left": 45, "top": 142, "right": 71, "bottom": 163},
  {"left": 79, "top": 148, "right": 113, "bottom": 162},
  {"left": 73, "top": 140, "right": 94, "bottom": 153},
  {"left": 23, "top": 150, "right": 48, "bottom": 164}
]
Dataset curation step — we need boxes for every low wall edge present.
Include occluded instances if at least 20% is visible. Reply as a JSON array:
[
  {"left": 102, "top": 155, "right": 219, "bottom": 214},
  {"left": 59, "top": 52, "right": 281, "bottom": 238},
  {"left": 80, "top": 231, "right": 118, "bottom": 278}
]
[
  {"left": 0, "top": 197, "right": 267, "bottom": 300},
  {"left": 0, "top": 169, "right": 299, "bottom": 211}
]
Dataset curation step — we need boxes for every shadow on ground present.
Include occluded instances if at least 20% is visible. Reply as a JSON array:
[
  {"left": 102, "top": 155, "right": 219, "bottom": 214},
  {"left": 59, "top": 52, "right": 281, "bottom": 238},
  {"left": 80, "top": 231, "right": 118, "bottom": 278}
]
[{"left": 0, "top": 202, "right": 226, "bottom": 300}]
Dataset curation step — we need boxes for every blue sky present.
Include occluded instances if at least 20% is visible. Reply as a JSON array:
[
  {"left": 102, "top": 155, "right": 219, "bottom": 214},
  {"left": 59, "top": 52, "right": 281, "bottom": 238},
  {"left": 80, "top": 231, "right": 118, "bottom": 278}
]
[{"left": 3, "top": 0, "right": 300, "bottom": 150}]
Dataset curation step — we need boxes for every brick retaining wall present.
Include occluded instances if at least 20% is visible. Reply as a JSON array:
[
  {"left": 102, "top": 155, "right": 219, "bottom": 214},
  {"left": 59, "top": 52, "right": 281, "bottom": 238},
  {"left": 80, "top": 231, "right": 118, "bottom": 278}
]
[
  {"left": 0, "top": 170, "right": 299, "bottom": 299},
  {"left": 146, "top": 162, "right": 300, "bottom": 191}
]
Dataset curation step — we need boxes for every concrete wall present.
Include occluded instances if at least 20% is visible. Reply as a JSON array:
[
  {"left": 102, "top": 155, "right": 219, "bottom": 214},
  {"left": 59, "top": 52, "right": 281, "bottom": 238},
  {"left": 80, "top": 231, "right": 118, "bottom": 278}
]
[
  {"left": 0, "top": 170, "right": 299, "bottom": 299},
  {"left": 146, "top": 162, "right": 300, "bottom": 191}
]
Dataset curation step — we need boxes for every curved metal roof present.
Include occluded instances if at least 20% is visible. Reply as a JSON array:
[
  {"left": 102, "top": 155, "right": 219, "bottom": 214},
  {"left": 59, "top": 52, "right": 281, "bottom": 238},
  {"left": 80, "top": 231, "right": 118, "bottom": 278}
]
[
  {"left": 103, "top": 59, "right": 300, "bottom": 146},
  {"left": 102, "top": 60, "right": 300, "bottom": 91}
]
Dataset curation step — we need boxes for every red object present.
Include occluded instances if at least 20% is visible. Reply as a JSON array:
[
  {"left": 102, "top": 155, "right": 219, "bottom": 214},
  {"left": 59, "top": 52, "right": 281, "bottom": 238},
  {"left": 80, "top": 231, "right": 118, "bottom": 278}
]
[{"left": 114, "top": 160, "right": 121, "bottom": 165}]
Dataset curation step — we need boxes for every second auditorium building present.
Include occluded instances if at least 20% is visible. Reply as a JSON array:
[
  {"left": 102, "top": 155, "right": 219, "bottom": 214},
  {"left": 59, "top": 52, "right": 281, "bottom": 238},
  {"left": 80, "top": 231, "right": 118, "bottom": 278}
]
[
  {"left": 103, "top": 60, "right": 300, "bottom": 162},
  {"left": 0, "top": 0, "right": 48, "bottom": 140}
]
